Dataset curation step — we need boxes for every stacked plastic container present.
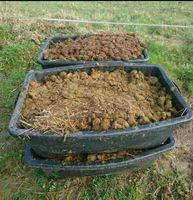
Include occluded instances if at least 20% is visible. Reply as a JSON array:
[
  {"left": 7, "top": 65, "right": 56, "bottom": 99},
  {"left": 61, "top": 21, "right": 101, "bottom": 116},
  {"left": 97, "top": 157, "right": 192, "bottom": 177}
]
[{"left": 8, "top": 34, "right": 193, "bottom": 179}]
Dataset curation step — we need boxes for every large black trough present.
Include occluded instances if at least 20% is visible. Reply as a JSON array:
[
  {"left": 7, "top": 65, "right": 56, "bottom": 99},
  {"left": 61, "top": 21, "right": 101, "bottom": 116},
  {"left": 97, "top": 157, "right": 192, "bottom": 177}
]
[{"left": 8, "top": 62, "right": 193, "bottom": 157}]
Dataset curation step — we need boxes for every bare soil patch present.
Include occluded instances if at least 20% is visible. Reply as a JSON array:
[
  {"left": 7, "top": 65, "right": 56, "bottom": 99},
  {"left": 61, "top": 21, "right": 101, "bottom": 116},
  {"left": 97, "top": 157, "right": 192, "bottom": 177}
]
[
  {"left": 156, "top": 97, "right": 193, "bottom": 180},
  {"left": 173, "top": 120, "right": 193, "bottom": 179}
]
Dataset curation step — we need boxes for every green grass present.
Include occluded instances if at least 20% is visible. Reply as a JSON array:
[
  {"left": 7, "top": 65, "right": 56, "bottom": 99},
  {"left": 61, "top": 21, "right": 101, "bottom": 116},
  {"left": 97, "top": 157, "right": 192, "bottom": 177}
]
[
  {"left": 80, "top": 175, "right": 142, "bottom": 200},
  {"left": 1, "top": 1, "right": 193, "bottom": 25},
  {"left": 0, "top": 40, "right": 39, "bottom": 127},
  {"left": 0, "top": 1, "right": 193, "bottom": 199},
  {"left": 175, "top": 64, "right": 193, "bottom": 93},
  {"left": 144, "top": 168, "right": 190, "bottom": 200}
]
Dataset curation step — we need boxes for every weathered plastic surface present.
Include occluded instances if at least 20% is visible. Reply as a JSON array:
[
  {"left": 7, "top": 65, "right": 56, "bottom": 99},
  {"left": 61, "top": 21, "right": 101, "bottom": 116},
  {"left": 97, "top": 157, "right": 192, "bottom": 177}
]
[
  {"left": 37, "top": 35, "right": 149, "bottom": 68},
  {"left": 8, "top": 62, "right": 193, "bottom": 157},
  {"left": 24, "top": 136, "right": 175, "bottom": 179}
]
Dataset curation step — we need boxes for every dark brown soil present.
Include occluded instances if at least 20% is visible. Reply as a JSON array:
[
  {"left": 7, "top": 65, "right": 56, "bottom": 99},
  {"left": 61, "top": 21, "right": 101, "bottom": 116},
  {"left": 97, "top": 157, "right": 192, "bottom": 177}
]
[
  {"left": 46, "top": 149, "right": 142, "bottom": 164},
  {"left": 20, "top": 69, "right": 177, "bottom": 134},
  {"left": 43, "top": 33, "right": 146, "bottom": 61}
]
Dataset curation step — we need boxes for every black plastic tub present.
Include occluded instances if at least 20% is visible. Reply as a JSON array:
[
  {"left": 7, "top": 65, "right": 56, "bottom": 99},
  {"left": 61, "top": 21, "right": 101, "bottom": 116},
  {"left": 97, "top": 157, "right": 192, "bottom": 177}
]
[
  {"left": 24, "top": 136, "right": 175, "bottom": 179},
  {"left": 37, "top": 35, "right": 149, "bottom": 69},
  {"left": 8, "top": 62, "right": 193, "bottom": 157}
]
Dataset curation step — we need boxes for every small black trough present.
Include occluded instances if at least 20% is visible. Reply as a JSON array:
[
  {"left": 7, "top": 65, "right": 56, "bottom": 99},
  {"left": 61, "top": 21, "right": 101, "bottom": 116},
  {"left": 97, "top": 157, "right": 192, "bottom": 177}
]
[
  {"left": 37, "top": 35, "right": 149, "bottom": 69},
  {"left": 24, "top": 136, "right": 175, "bottom": 179}
]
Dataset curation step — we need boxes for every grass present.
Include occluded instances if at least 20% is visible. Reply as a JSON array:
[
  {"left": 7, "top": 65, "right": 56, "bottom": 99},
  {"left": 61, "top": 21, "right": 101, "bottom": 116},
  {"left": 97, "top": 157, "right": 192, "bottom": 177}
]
[
  {"left": 175, "top": 64, "right": 193, "bottom": 94},
  {"left": 80, "top": 169, "right": 191, "bottom": 200},
  {"left": 0, "top": 1, "right": 193, "bottom": 199},
  {"left": 1, "top": 1, "right": 193, "bottom": 24},
  {"left": 80, "top": 175, "right": 142, "bottom": 200}
]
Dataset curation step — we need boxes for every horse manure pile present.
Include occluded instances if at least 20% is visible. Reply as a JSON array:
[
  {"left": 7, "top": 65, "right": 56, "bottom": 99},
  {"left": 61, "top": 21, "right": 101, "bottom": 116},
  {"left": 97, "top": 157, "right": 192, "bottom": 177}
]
[
  {"left": 45, "top": 149, "right": 142, "bottom": 164},
  {"left": 43, "top": 33, "right": 146, "bottom": 61},
  {"left": 20, "top": 69, "right": 177, "bottom": 134}
]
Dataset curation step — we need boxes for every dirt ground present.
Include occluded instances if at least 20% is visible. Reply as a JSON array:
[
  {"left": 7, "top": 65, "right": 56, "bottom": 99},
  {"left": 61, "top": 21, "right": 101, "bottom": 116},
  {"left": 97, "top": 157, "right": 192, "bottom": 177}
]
[
  {"left": 159, "top": 97, "right": 193, "bottom": 179},
  {"left": 173, "top": 119, "right": 193, "bottom": 179}
]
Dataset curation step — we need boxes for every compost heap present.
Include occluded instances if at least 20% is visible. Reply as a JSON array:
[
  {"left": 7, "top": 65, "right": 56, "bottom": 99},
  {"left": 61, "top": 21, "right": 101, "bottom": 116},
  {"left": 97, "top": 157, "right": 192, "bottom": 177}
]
[
  {"left": 43, "top": 33, "right": 145, "bottom": 61},
  {"left": 20, "top": 69, "right": 177, "bottom": 134}
]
